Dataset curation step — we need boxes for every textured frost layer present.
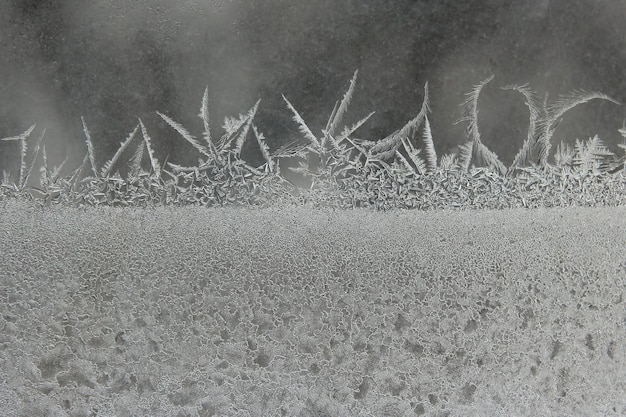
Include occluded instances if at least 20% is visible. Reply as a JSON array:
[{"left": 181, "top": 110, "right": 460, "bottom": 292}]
[{"left": 0, "top": 202, "right": 625, "bottom": 416}]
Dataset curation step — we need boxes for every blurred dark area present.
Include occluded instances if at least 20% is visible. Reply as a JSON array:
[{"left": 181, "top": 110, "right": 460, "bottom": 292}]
[{"left": 1, "top": 0, "right": 625, "bottom": 177}]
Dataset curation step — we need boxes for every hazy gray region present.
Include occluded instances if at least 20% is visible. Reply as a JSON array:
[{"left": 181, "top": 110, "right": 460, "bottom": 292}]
[{"left": 1, "top": 0, "right": 626, "bottom": 174}]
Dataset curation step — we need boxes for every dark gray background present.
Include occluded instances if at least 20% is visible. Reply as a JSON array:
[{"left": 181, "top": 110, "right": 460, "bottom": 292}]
[{"left": 1, "top": 0, "right": 625, "bottom": 176}]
